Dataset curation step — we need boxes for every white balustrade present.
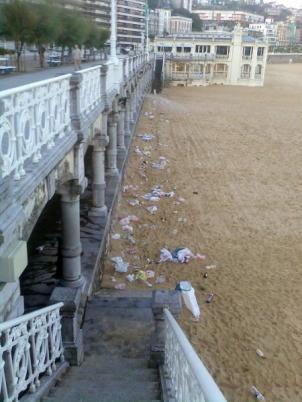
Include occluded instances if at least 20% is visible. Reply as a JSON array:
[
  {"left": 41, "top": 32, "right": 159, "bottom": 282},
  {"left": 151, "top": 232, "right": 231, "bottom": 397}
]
[
  {"left": 0, "top": 75, "right": 71, "bottom": 180},
  {"left": 164, "top": 309, "right": 227, "bottom": 402},
  {"left": 78, "top": 66, "right": 101, "bottom": 116},
  {"left": 0, "top": 303, "right": 64, "bottom": 402}
]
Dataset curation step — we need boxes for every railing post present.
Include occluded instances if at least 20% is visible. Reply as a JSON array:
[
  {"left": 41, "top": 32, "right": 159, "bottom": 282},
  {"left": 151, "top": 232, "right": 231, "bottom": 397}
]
[
  {"left": 105, "top": 113, "right": 119, "bottom": 177},
  {"left": 116, "top": 99, "right": 126, "bottom": 156},
  {"left": 70, "top": 73, "right": 83, "bottom": 135},
  {"left": 150, "top": 290, "right": 182, "bottom": 367}
]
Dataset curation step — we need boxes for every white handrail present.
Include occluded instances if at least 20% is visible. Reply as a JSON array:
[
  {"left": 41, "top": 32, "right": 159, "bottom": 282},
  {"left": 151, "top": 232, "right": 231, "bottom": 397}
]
[
  {"left": 0, "top": 303, "right": 64, "bottom": 402},
  {"left": 164, "top": 308, "right": 227, "bottom": 402}
]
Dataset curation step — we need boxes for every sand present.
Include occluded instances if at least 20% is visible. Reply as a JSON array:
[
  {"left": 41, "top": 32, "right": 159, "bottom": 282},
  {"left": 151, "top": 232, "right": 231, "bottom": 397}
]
[{"left": 100, "top": 64, "right": 302, "bottom": 402}]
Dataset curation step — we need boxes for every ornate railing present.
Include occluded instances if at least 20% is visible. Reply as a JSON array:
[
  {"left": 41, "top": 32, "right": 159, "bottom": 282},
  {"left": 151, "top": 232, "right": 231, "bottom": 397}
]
[
  {"left": 164, "top": 308, "right": 227, "bottom": 402},
  {"left": 0, "top": 75, "right": 71, "bottom": 180},
  {"left": 0, "top": 303, "right": 64, "bottom": 402},
  {"left": 79, "top": 66, "right": 101, "bottom": 116}
]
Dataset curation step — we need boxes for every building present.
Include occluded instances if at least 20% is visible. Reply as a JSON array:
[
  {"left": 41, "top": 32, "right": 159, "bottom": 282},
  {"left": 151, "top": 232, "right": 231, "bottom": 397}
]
[
  {"left": 117, "top": 0, "right": 146, "bottom": 47},
  {"left": 170, "top": 16, "right": 193, "bottom": 34},
  {"left": 192, "top": 9, "right": 264, "bottom": 24},
  {"left": 148, "top": 8, "right": 171, "bottom": 36},
  {"left": 153, "top": 25, "right": 268, "bottom": 86},
  {"left": 249, "top": 22, "right": 277, "bottom": 48},
  {"left": 171, "top": 0, "right": 192, "bottom": 12},
  {"left": 276, "top": 22, "right": 290, "bottom": 47}
]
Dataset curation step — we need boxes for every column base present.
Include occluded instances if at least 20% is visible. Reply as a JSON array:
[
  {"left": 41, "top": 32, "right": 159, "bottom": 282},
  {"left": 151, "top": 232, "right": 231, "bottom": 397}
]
[
  {"left": 106, "top": 168, "right": 119, "bottom": 177},
  {"left": 60, "top": 275, "right": 85, "bottom": 288},
  {"left": 88, "top": 205, "right": 108, "bottom": 218}
]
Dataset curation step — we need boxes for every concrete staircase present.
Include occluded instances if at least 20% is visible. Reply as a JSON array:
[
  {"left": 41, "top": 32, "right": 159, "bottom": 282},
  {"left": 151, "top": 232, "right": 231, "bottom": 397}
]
[{"left": 43, "top": 290, "right": 161, "bottom": 402}]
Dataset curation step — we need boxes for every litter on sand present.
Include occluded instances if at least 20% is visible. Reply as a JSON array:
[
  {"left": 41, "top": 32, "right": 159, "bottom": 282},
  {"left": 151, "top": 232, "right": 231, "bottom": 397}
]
[
  {"left": 140, "top": 134, "right": 154, "bottom": 142},
  {"left": 119, "top": 215, "right": 139, "bottom": 226},
  {"left": 155, "top": 275, "right": 166, "bottom": 284},
  {"left": 114, "top": 283, "right": 126, "bottom": 290},
  {"left": 111, "top": 233, "right": 121, "bottom": 240},
  {"left": 143, "top": 186, "right": 175, "bottom": 201},
  {"left": 123, "top": 185, "right": 139, "bottom": 193},
  {"left": 111, "top": 257, "right": 129, "bottom": 273},
  {"left": 205, "top": 264, "right": 217, "bottom": 270},
  {"left": 250, "top": 386, "right": 265, "bottom": 401},
  {"left": 256, "top": 349, "right": 265, "bottom": 358},
  {"left": 121, "top": 225, "right": 133, "bottom": 233},
  {"left": 159, "top": 247, "right": 195, "bottom": 263},
  {"left": 136, "top": 270, "right": 152, "bottom": 287},
  {"left": 176, "top": 281, "right": 200, "bottom": 320},
  {"left": 151, "top": 157, "right": 168, "bottom": 170},
  {"left": 146, "top": 206, "right": 158, "bottom": 214},
  {"left": 128, "top": 199, "right": 140, "bottom": 207},
  {"left": 126, "top": 274, "right": 135, "bottom": 282}
]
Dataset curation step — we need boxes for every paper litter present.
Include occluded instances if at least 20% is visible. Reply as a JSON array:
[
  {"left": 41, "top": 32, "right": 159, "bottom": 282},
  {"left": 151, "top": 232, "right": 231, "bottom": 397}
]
[{"left": 111, "top": 257, "right": 129, "bottom": 273}]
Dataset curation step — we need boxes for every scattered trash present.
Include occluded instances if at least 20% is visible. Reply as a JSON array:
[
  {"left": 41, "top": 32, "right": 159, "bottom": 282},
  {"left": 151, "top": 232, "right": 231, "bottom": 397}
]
[
  {"left": 119, "top": 215, "right": 139, "bottom": 226},
  {"left": 196, "top": 253, "right": 206, "bottom": 260},
  {"left": 176, "top": 281, "right": 200, "bottom": 320},
  {"left": 250, "top": 386, "right": 265, "bottom": 401},
  {"left": 127, "top": 247, "right": 137, "bottom": 255},
  {"left": 177, "top": 197, "right": 185, "bottom": 203},
  {"left": 159, "top": 247, "right": 195, "bottom": 263},
  {"left": 111, "top": 257, "right": 129, "bottom": 273},
  {"left": 193, "top": 191, "right": 199, "bottom": 195},
  {"left": 111, "top": 233, "right": 121, "bottom": 240},
  {"left": 128, "top": 199, "right": 140, "bottom": 207},
  {"left": 206, "top": 293, "right": 214, "bottom": 304},
  {"left": 178, "top": 217, "right": 187, "bottom": 223},
  {"left": 143, "top": 194, "right": 160, "bottom": 202},
  {"left": 123, "top": 185, "right": 139, "bottom": 193},
  {"left": 151, "top": 157, "right": 167, "bottom": 170},
  {"left": 135, "top": 147, "right": 143, "bottom": 156},
  {"left": 205, "top": 264, "right": 217, "bottom": 270},
  {"left": 121, "top": 225, "right": 133, "bottom": 233},
  {"left": 142, "top": 134, "right": 154, "bottom": 142},
  {"left": 127, "top": 234, "right": 136, "bottom": 244},
  {"left": 256, "top": 349, "right": 265, "bottom": 358},
  {"left": 114, "top": 283, "right": 126, "bottom": 290},
  {"left": 136, "top": 270, "right": 152, "bottom": 287},
  {"left": 146, "top": 206, "right": 158, "bottom": 214},
  {"left": 126, "top": 274, "right": 135, "bottom": 282},
  {"left": 111, "top": 277, "right": 117, "bottom": 282},
  {"left": 155, "top": 275, "right": 166, "bottom": 284},
  {"left": 203, "top": 273, "right": 208, "bottom": 278},
  {"left": 146, "top": 270, "right": 155, "bottom": 278}
]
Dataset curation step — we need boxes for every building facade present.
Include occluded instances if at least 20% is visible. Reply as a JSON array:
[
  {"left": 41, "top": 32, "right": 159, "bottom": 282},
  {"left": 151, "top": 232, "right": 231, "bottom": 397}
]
[
  {"left": 192, "top": 9, "right": 264, "bottom": 24},
  {"left": 148, "top": 8, "right": 171, "bottom": 36},
  {"left": 170, "top": 16, "right": 193, "bottom": 34},
  {"left": 154, "top": 25, "right": 268, "bottom": 86},
  {"left": 117, "top": 0, "right": 146, "bottom": 48}
]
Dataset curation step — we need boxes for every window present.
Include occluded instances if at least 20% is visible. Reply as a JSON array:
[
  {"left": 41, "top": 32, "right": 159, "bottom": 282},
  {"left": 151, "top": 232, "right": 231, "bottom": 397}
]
[
  {"left": 243, "top": 47, "right": 253, "bottom": 58},
  {"left": 257, "top": 47, "right": 264, "bottom": 57},
  {"left": 241, "top": 64, "right": 251, "bottom": 78},
  {"left": 173, "top": 62, "right": 185, "bottom": 72},
  {"left": 176, "top": 47, "right": 182, "bottom": 53},
  {"left": 195, "top": 45, "right": 211, "bottom": 53},
  {"left": 255, "top": 64, "right": 262, "bottom": 77},
  {"left": 216, "top": 46, "right": 230, "bottom": 57},
  {"left": 184, "top": 47, "right": 191, "bottom": 53}
]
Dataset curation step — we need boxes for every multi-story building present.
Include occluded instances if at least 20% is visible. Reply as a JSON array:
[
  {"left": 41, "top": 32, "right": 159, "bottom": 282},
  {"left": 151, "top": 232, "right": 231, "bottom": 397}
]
[
  {"left": 170, "top": 16, "right": 193, "bottom": 34},
  {"left": 276, "top": 22, "right": 290, "bottom": 47},
  {"left": 192, "top": 9, "right": 264, "bottom": 24},
  {"left": 249, "top": 22, "right": 277, "bottom": 48},
  {"left": 153, "top": 25, "right": 268, "bottom": 86},
  {"left": 117, "top": 0, "right": 146, "bottom": 48},
  {"left": 148, "top": 8, "right": 171, "bottom": 36},
  {"left": 171, "top": 0, "right": 192, "bottom": 12}
]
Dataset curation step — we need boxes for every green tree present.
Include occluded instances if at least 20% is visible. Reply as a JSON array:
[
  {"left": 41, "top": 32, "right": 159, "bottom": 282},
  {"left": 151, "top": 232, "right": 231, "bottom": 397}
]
[
  {"left": 0, "top": 0, "right": 36, "bottom": 71},
  {"left": 29, "top": 2, "right": 60, "bottom": 68},
  {"left": 55, "top": 9, "right": 90, "bottom": 62}
]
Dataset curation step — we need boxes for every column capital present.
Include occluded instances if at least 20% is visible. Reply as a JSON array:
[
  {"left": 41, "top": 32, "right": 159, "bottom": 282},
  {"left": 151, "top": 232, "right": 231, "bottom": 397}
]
[
  {"left": 94, "top": 129, "right": 109, "bottom": 149},
  {"left": 58, "top": 179, "right": 82, "bottom": 199}
]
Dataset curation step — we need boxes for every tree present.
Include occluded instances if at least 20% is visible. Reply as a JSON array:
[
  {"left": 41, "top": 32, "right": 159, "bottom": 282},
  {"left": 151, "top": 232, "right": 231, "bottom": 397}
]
[
  {"left": 29, "top": 2, "right": 60, "bottom": 68},
  {"left": 55, "top": 9, "right": 90, "bottom": 62},
  {"left": 0, "top": 0, "right": 36, "bottom": 71}
]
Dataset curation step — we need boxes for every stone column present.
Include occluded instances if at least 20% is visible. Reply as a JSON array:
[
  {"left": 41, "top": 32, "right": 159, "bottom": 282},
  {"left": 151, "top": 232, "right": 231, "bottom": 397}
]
[
  {"left": 106, "top": 114, "right": 119, "bottom": 176},
  {"left": 89, "top": 129, "right": 109, "bottom": 217},
  {"left": 125, "top": 99, "right": 131, "bottom": 138},
  {"left": 59, "top": 180, "right": 84, "bottom": 288},
  {"left": 100, "top": 64, "right": 108, "bottom": 102},
  {"left": 116, "top": 103, "right": 126, "bottom": 156}
]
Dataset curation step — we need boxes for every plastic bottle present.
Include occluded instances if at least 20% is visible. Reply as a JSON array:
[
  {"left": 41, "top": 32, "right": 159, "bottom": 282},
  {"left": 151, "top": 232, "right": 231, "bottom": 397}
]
[
  {"left": 206, "top": 293, "right": 214, "bottom": 303},
  {"left": 250, "top": 386, "right": 265, "bottom": 401}
]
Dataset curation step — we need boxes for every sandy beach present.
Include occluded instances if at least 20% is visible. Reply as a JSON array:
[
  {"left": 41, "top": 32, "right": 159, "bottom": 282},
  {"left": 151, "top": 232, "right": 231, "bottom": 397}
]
[{"left": 100, "top": 64, "right": 302, "bottom": 402}]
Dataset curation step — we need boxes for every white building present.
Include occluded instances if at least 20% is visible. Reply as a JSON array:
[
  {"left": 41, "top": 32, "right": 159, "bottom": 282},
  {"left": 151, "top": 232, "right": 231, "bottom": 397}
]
[
  {"left": 154, "top": 25, "right": 268, "bottom": 87},
  {"left": 249, "top": 22, "right": 277, "bottom": 47},
  {"left": 192, "top": 9, "right": 264, "bottom": 24},
  {"left": 117, "top": 0, "right": 146, "bottom": 47},
  {"left": 158, "top": 9, "right": 172, "bottom": 35},
  {"left": 170, "top": 16, "right": 193, "bottom": 34},
  {"left": 171, "top": 0, "right": 192, "bottom": 12}
]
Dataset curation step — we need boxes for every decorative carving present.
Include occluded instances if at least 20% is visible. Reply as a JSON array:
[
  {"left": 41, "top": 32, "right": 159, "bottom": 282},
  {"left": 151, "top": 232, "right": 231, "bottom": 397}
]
[{"left": 79, "top": 66, "right": 101, "bottom": 116}]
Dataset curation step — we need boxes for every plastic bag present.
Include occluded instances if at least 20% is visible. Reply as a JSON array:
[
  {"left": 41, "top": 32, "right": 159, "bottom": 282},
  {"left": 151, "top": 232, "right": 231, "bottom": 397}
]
[
  {"left": 111, "top": 257, "right": 129, "bottom": 273},
  {"left": 181, "top": 287, "right": 200, "bottom": 320},
  {"left": 159, "top": 248, "right": 173, "bottom": 262}
]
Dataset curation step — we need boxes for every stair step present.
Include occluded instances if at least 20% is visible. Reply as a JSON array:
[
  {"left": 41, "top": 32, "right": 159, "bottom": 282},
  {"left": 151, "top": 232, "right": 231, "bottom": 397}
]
[{"left": 93, "top": 289, "right": 153, "bottom": 308}]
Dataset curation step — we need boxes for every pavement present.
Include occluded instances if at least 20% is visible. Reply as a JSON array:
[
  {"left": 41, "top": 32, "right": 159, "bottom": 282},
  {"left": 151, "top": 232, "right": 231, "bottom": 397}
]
[{"left": 0, "top": 61, "right": 104, "bottom": 91}]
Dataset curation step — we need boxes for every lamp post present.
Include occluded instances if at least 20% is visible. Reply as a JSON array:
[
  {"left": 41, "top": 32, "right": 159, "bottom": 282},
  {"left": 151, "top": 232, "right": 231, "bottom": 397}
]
[{"left": 110, "top": 0, "right": 118, "bottom": 64}]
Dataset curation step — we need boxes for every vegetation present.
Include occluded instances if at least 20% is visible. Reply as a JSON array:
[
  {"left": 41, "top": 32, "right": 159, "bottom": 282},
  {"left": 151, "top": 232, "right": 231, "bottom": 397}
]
[{"left": 0, "top": 0, "right": 109, "bottom": 71}]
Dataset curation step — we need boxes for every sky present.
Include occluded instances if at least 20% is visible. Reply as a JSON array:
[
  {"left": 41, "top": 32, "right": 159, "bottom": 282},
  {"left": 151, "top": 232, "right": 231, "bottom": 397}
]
[{"left": 270, "top": 0, "right": 302, "bottom": 8}]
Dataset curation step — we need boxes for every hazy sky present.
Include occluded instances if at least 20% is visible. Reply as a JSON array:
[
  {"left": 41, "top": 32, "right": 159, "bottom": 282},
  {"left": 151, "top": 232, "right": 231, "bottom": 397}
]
[{"left": 272, "top": 0, "right": 302, "bottom": 8}]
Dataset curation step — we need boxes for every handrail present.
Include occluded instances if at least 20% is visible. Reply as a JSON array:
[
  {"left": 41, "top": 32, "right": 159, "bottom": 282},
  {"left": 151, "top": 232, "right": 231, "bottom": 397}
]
[{"left": 164, "top": 308, "right": 227, "bottom": 402}]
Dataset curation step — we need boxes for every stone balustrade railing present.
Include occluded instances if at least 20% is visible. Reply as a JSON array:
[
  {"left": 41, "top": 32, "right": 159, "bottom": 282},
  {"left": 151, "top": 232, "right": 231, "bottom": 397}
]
[
  {"left": 0, "top": 53, "right": 150, "bottom": 183},
  {"left": 164, "top": 308, "right": 227, "bottom": 402},
  {"left": 0, "top": 75, "right": 71, "bottom": 180},
  {"left": 0, "top": 303, "right": 64, "bottom": 402}
]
